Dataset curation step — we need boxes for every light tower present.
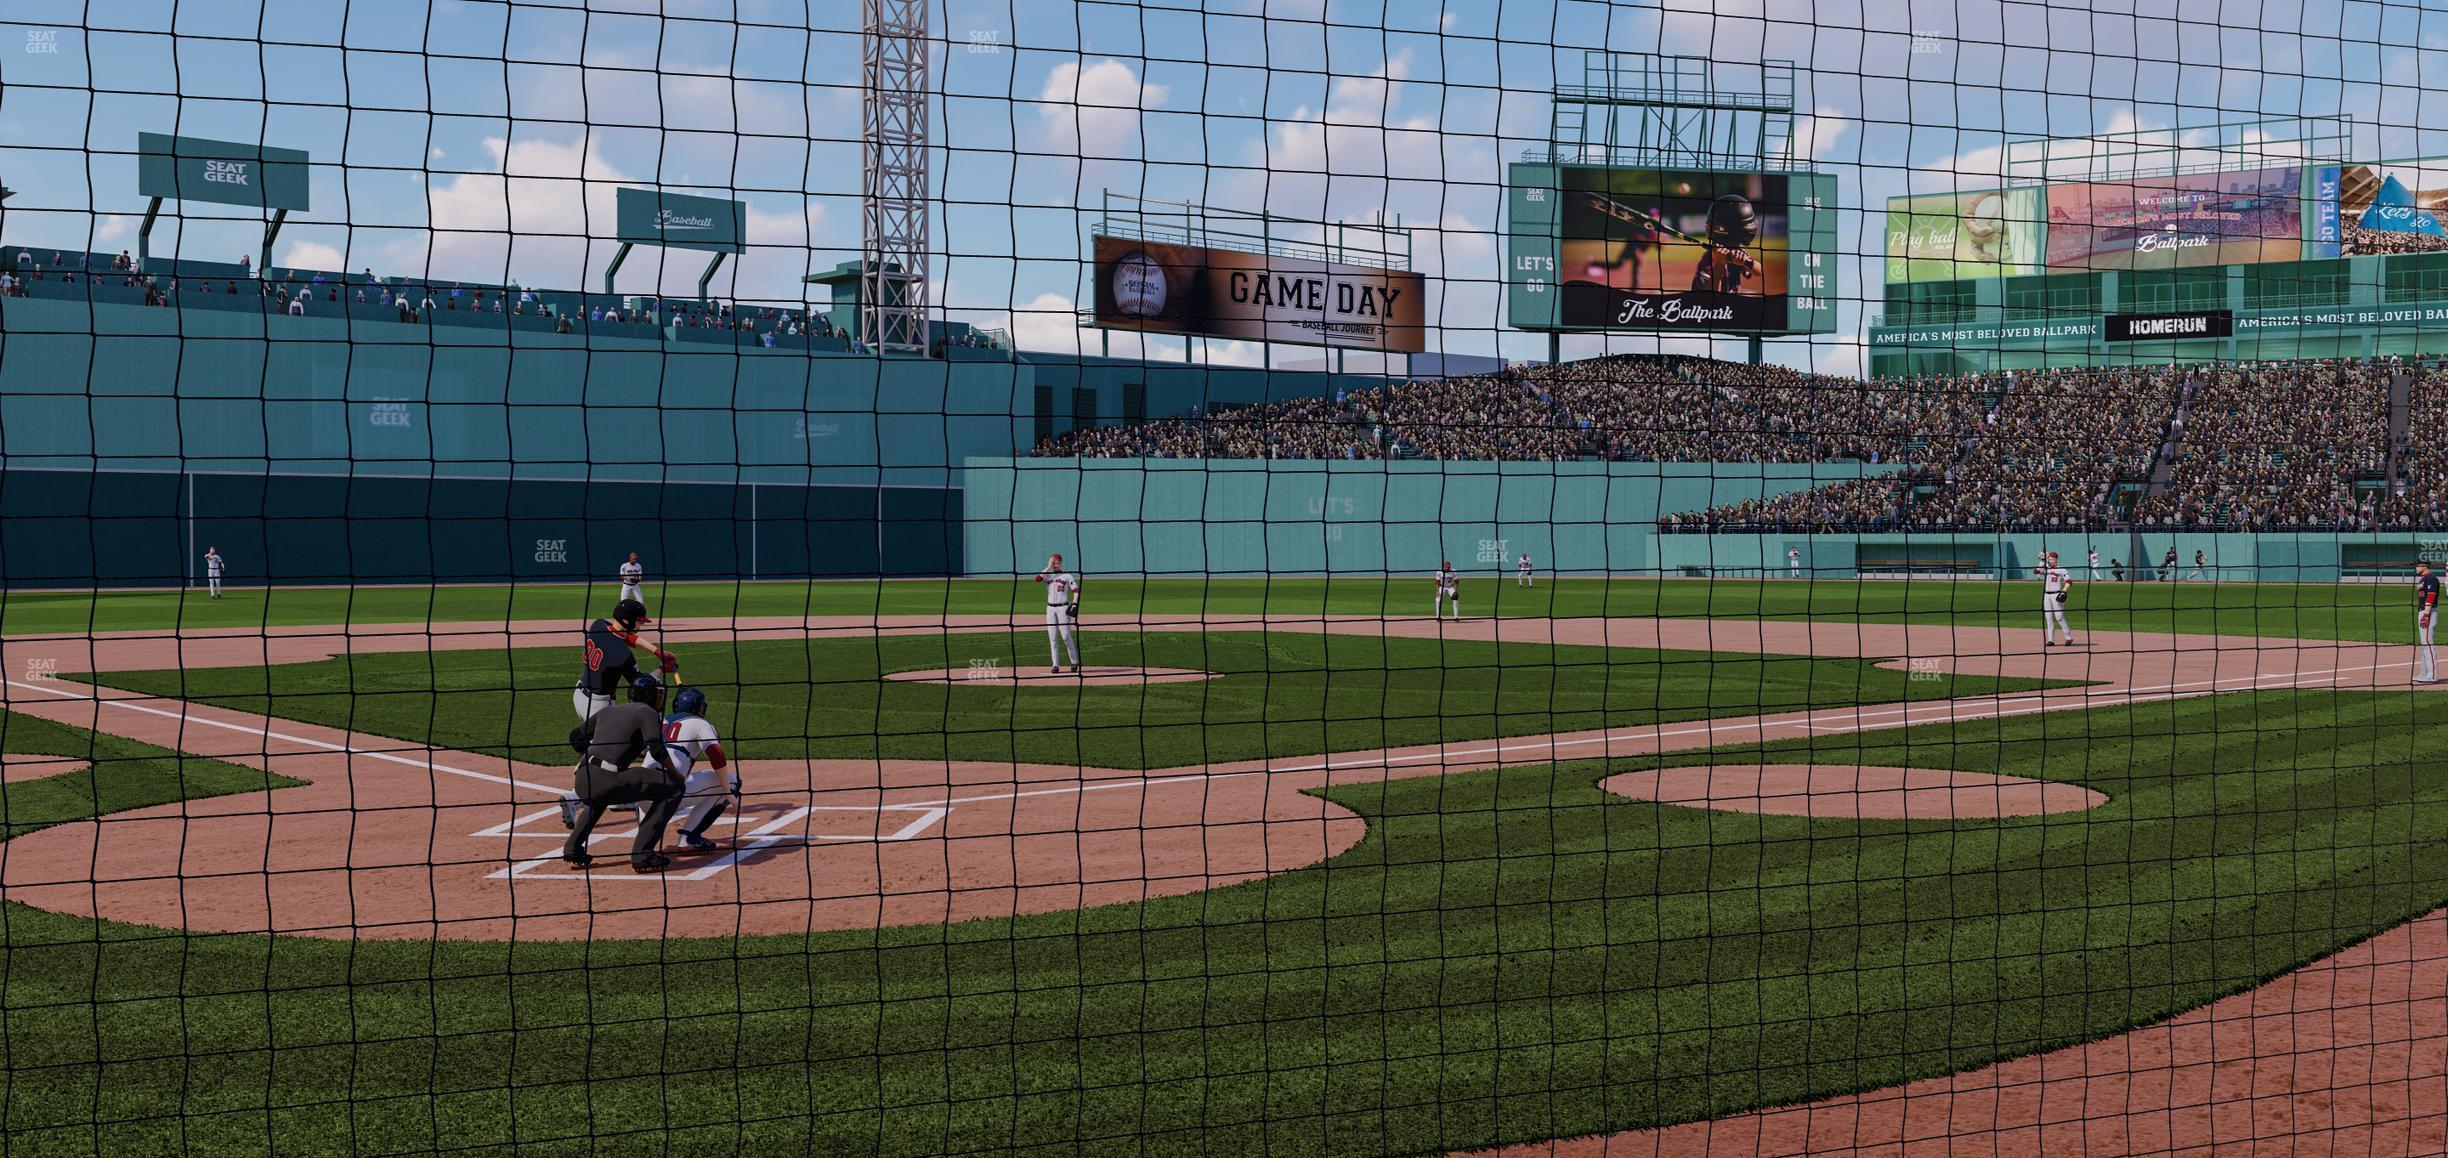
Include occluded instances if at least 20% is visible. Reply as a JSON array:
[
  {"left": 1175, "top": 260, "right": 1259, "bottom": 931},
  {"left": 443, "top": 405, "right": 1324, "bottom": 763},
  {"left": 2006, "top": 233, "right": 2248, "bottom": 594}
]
[{"left": 860, "top": 0, "right": 929, "bottom": 351}]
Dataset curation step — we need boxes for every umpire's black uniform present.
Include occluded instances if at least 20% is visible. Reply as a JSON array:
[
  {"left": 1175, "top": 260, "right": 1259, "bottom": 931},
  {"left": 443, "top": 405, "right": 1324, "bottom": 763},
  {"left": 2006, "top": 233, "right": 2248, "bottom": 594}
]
[{"left": 562, "top": 678, "right": 684, "bottom": 872}]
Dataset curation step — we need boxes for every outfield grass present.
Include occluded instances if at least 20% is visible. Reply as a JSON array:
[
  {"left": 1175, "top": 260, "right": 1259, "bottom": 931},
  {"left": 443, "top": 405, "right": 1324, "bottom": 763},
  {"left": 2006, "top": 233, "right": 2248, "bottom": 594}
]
[
  {"left": 3, "top": 690, "right": 2443, "bottom": 1154},
  {"left": 1, "top": 574, "right": 2423, "bottom": 642},
  {"left": 82, "top": 630, "right": 2058, "bottom": 769}
]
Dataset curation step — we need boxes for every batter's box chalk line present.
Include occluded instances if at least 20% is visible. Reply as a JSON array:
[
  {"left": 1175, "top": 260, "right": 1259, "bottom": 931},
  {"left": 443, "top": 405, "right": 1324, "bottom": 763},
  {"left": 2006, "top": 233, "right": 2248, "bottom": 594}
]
[{"left": 488, "top": 802, "right": 950, "bottom": 882}]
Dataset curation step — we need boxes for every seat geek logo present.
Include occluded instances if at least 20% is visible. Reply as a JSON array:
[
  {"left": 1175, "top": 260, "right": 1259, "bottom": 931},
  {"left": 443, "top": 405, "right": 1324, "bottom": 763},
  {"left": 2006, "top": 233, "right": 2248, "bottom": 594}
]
[
  {"left": 202, "top": 159, "right": 250, "bottom": 187},
  {"left": 534, "top": 539, "right": 570, "bottom": 564}
]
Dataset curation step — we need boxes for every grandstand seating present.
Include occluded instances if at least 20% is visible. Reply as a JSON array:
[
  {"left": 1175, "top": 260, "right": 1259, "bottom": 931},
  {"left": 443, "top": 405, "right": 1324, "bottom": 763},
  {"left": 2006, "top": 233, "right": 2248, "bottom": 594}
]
[
  {"left": 0, "top": 243, "right": 949, "bottom": 356},
  {"left": 1034, "top": 353, "right": 2421, "bottom": 532}
]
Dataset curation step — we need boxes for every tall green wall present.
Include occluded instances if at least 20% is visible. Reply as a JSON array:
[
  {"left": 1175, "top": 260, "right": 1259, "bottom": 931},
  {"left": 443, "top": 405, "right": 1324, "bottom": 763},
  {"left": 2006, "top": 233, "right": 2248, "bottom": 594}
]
[{"left": 962, "top": 457, "right": 1882, "bottom": 576}]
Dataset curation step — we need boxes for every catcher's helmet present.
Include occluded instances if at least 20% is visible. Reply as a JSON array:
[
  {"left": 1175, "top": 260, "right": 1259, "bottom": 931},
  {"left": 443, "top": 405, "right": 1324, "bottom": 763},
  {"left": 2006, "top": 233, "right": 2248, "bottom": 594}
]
[
  {"left": 629, "top": 673, "right": 665, "bottom": 707},
  {"left": 612, "top": 598, "right": 649, "bottom": 627},
  {"left": 671, "top": 687, "right": 708, "bottom": 718},
  {"left": 1704, "top": 194, "right": 1758, "bottom": 247}
]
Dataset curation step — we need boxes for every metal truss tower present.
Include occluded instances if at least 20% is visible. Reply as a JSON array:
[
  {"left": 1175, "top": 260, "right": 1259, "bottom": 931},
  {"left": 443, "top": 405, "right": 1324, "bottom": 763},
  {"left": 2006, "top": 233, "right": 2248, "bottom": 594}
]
[{"left": 861, "top": 0, "right": 928, "bottom": 351}]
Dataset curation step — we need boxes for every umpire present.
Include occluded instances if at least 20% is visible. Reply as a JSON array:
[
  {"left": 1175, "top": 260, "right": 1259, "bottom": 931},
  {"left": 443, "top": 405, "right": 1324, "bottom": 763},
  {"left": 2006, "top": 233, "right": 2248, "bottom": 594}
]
[{"left": 562, "top": 674, "right": 685, "bottom": 873}]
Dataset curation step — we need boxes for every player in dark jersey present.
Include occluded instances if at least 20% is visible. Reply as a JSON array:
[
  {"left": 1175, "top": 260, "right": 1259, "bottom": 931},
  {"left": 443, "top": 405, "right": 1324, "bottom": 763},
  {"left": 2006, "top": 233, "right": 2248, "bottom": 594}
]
[{"left": 564, "top": 598, "right": 678, "bottom": 827}]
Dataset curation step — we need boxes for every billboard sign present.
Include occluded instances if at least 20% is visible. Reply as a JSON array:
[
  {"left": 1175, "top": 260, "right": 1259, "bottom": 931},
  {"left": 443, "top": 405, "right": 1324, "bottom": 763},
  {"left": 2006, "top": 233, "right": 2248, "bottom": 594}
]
[
  {"left": 2311, "top": 166, "right": 2343, "bottom": 258},
  {"left": 1089, "top": 235, "right": 1427, "bottom": 352},
  {"left": 136, "top": 132, "right": 311, "bottom": 211},
  {"left": 1549, "top": 167, "right": 1795, "bottom": 330},
  {"left": 2333, "top": 161, "right": 2448, "bottom": 255},
  {"left": 1884, "top": 189, "right": 2043, "bottom": 282},
  {"left": 2104, "top": 310, "right": 2234, "bottom": 342},
  {"left": 614, "top": 187, "right": 747, "bottom": 254},
  {"left": 2043, "top": 166, "right": 2305, "bottom": 270}
]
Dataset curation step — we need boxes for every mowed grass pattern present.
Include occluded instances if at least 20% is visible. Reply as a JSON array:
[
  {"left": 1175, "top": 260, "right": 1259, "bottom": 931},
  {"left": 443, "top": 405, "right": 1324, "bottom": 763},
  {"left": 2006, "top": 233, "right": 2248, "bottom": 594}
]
[
  {"left": 85, "top": 630, "right": 2059, "bottom": 769},
  {"left": 4, "top": 574, "right": 2427, "bottom": 643},
  {"left": 1, "top": 691, "right": 2443, "bottom": 1154}
]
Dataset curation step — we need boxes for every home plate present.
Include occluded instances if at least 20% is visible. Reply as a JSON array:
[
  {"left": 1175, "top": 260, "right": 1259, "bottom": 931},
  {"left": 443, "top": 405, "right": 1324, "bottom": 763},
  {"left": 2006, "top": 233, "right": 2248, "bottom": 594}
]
[{"left": 490, "top": 801, "right": 949, "bottom": 881}]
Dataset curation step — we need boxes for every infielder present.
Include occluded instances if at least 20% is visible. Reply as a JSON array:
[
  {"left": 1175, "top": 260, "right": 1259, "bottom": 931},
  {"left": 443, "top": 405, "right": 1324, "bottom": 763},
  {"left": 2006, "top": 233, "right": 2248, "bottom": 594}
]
[
  {"left": 563, "top": 598, "right": 679, "bottom": 827},
  {"left": 2039, "top": 551, "right": 2076, "bottom": 647},
  {"left": 1517, "top": 553, "right": 1535, "bottom": 588},
  {"left": 1034, "top": 554, "right": 1081, "bottom": 673},
  {"left": 2417, "top": 561, "right": 2440, "bottom": 684},
  {"left": 1435, "top": 560, "right": 1461, "bottom": 620},
  {"left": 657, "top": 686, "right": 735, "bottom": 853},
  {"left": 204, "top": 546, "right": 225, "bottom": 598},
  {"left": 618, "top": 552, "right": 645, "bottom": 604}
]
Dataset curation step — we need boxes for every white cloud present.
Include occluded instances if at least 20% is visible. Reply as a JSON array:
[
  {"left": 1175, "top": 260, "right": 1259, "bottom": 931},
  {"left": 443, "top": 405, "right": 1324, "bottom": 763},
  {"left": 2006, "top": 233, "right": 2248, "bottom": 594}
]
[
  {"left": 399, "top": 133, "right": 630, "bottom": 287},
  {"left": 1038, "top": 59, "right": 1169, "bottom": 158},
  {"left": 1265, "top": 51, "right": 1438, "bottom": 178},
  {"left": 93, "top": 214, "right": 134, "bottom": 246},
  {"left": 275, "top": 240, "right": 348, "bottom": 272},
  {"left": 1794, "top": 106, "right": 1854, "bottom": 161}
]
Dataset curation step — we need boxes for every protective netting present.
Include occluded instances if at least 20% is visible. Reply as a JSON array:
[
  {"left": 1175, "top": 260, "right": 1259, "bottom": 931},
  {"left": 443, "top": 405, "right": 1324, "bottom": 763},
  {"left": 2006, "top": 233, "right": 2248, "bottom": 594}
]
[{"left": 0, "top": 4, "right": 2443, "bottom": 1155}]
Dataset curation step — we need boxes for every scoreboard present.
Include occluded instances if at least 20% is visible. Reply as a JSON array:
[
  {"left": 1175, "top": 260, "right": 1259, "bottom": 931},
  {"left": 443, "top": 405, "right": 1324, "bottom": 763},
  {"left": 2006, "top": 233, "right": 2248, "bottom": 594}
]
[{"left": 1506, "top": 162, "right": 1839, "bottom": 335}]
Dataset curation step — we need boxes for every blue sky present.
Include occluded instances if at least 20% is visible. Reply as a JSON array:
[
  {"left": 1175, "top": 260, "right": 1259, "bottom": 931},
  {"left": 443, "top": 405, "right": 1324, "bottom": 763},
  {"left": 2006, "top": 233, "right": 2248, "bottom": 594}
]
[{"left": 2, "top": 0, "right": 2446, "bottom": 374}]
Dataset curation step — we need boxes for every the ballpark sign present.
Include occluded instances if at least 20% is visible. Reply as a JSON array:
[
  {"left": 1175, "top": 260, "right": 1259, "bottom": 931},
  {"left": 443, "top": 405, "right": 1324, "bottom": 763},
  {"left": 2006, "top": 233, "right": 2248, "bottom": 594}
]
[
  {"left": 137, "top": 132, "right": 311, "bottom": 211},
  {"left": 615, "top": 187, "right": 747, "bottom": 254}
]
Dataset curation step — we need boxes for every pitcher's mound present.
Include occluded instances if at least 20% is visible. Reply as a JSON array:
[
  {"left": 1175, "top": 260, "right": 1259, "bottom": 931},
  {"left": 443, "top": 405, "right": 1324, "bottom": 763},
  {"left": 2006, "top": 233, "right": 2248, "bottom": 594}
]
[
  {"left": 884, "top": 666, "right": 1217, "bottom": 686},
  {"left": 1602, "top": 763, "right": 2106, "bottom": 819}
]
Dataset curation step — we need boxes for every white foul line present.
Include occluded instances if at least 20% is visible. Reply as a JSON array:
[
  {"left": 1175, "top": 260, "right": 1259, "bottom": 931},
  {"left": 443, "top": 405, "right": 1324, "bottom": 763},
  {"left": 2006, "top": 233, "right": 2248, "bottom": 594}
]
[{"left": 3, "top": 677, "right": 567, "bottom": 795}]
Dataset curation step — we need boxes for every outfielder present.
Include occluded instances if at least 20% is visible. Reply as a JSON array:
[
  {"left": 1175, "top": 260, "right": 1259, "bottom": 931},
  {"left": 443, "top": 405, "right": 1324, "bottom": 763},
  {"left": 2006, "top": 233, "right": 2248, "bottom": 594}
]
[
  {"left": 1034, "top": 553, "right": 1081, "bottom": 673},
  {"left": 1435, "top": 560, "right": 1461, "bottom": 620},
  {"left": 1787, "top": 547, "right": 1801, "bottom": 580},
  {"left": 2087, "top": 547, "right": 2100, "bottom": 582},
  {"left": 2039, "top": 551, "right": 2077, "bottom": 647},
  {"left": 657, "top": 686, "right": 735, "bottom": 853},
  {"left": 204, "top": 546, "right": 225, "bottom": 598},
  {"left": 618, "top": 552, "right": 644, "bottom": 604},
  {"left": 1517, "top": 553, "right": 1535, "bottom": 588},
  {"left": 2417, "top": 561, "right": 2440, "bottom": 684},
  {"left": 563, "top": 598, "right": 679, "bottom": 827}
]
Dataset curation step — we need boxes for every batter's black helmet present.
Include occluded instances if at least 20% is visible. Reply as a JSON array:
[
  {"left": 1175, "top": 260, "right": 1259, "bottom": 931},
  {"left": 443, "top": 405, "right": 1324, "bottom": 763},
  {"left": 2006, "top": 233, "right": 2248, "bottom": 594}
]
[
  {"left": 671, "top": 687, "right": 707, "bottom": 718},
  {"left": 629, "top": 674, "right": 665, "bottom": 707},
  {"left": 613, "top": 598, "right": 649, "bottom": 627},
  {"left": 1705, "top": 194, "right": 1758, "bottom": 247}
]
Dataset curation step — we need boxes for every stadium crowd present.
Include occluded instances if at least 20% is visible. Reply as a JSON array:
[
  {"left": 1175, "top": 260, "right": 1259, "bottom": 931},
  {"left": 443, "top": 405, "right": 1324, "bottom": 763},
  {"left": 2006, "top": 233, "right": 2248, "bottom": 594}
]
[{"left": 1036, "top": 352, "right": 2424, "bottom": 533}]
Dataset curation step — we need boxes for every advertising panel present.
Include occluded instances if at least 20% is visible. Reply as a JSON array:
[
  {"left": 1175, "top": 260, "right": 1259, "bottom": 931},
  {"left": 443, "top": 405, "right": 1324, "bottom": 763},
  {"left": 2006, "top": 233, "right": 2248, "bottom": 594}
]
[
  {"left": 1550, "top": 167, "right": 1792, "bottom": 330},
  {"left": 2043, "top": 166, "right": 2305, "bottom": 270},
  {"left": 614, "top": 187, "right": 747, "bottom": 254},
  {"left": 136, "top": 132, "right": 312, "bottom": 211},
  {"left": 2334, "top": 161, "right": 2448, "bottom": 255},
  {"left": 1090, "top": 235, "right": 1427, "bottom": 352},
  {"left": 1884, "top": 189, "right": 2044, "bottom": 282}
]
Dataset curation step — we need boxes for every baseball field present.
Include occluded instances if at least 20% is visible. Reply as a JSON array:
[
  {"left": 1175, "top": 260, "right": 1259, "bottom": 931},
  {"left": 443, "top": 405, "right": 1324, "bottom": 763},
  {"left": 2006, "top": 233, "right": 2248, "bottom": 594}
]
[{"left": 0, "top": 576, "right": 2441, "bottom": 1154}]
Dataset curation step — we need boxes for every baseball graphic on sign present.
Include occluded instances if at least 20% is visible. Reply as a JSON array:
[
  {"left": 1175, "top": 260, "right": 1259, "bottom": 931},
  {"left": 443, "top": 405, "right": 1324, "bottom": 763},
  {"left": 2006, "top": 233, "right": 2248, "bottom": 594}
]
[{"left": 1110, "top": 251, "right": 1168, "bottom": 317}]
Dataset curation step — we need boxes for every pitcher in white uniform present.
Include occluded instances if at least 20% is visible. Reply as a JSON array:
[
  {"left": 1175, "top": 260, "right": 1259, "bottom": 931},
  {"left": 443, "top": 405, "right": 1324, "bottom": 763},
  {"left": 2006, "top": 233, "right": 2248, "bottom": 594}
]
[{"left": 1035, "top": 553, "right": 1082, "bottom": 673}]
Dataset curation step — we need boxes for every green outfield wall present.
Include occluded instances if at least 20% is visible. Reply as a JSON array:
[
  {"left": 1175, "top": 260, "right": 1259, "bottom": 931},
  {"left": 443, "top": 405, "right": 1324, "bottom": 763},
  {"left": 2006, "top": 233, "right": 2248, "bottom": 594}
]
[
  {"left": 961, "top": 457, "right": 1886, "bottom": 576},
  {"left": 0, "top": 293, "right": 1381, "bottom": 585}
]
